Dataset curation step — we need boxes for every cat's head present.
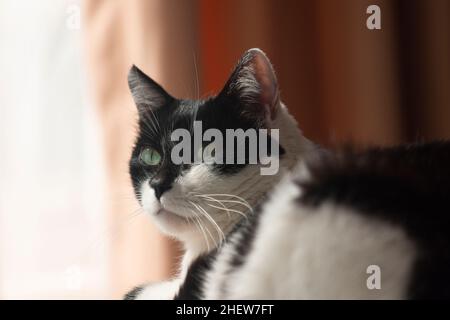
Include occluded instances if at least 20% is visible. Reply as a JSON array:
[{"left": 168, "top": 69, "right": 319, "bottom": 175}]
[{"left": 128, "top": 49, "right": 306, "bottom": 253}]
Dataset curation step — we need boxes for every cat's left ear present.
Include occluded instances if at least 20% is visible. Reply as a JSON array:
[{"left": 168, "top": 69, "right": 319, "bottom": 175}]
[
  {"left": 219, "top": 48, "right": 280, "bottom": 124},
  {"left": 128, "top": 65, "right": 172, "bottom": 114}
]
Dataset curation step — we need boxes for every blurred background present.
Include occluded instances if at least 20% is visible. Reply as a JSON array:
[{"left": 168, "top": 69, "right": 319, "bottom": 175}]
[{"left": 0, "top": 0, "right": 449, "bottom": 299}]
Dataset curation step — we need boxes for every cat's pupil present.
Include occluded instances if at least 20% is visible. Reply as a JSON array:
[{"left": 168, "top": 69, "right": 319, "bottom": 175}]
[{"left": 140, "top": 147, "right": 161, "bottom": 166}]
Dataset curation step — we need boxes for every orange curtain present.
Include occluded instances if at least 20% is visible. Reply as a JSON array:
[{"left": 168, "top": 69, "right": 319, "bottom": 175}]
[{"left": 198, "top": 0, "right": 450, "bottom": 146}]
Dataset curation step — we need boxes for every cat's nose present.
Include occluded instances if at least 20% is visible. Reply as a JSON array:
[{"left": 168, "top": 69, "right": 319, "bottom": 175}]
[{"left": 150, "top": 180, "right": 172, "bottom": 201}]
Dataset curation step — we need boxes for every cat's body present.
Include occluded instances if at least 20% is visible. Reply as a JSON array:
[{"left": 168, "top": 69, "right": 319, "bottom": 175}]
[
  {"left": 174, "top": 141, "right": 450, "bottom": 299},
  {"left": 125, "top": 49, "right": 450, "bottom": 300}
]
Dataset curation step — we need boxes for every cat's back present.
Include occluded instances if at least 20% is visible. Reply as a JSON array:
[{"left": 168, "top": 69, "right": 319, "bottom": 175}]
[{"left": 179, "top": 141, "right": 450, "bottom": 299}]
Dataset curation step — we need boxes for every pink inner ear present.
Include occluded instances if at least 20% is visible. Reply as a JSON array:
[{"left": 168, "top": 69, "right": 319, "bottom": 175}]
[{"left": 250, "top": 50, "right": 279, "bottom": 120}]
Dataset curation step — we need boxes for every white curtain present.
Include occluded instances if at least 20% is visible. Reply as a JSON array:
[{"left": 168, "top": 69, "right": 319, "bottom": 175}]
[{"left": 0, "top": 0, "right": 108, "bottom": 298}]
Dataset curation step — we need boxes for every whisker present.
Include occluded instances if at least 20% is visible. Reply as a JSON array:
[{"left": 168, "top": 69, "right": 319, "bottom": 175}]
[
  {"left": 186, "top": 203, "right": 213, "bottom": 251},
  {"left": 147, "top": 106, "right": 161, "bottom": 132},
  {"left": 195, "top": 195, "right": 231, "bottom": 219},
  {"left": 194, "top": 194, "right": 253, "bottom": 213},
  {"left": 193, "top": 215, "right": 212, "bottom": 252},
  {"left": 196, "top": 203, "right": 226, "bottom": 243},
  {"left": 189, "top": 200, "right": 225, "bottom": 246},
  {"left": 203, "top": 202, "right": 248, "bottom": 220},
  {"left": 192, "top": 51, "right": 200, "bottom": 100},
  {"left": 187, "top": 215, "right": 210, "bottom": 252}
]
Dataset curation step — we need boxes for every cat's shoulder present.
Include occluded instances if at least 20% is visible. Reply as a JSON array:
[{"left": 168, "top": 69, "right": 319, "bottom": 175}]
[
  {"left": 296, "top": 140, "right": 450, "bottom": 258},
  {"left": 299, "top": 140, "right": 450, "bottom": 214}
]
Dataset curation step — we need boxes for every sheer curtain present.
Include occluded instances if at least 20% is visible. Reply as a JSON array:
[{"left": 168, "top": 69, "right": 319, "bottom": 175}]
[
  {"left": 0, "top": 0, "right": 108, "bottom": 298},
  {"left": 0, "top": 0, "right": 198, "bottom": 299}
]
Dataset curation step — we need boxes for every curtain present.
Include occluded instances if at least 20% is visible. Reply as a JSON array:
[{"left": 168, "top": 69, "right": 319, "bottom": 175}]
[
  {"left": 198, "top": 0, "right": 450, "bottom": 145},
  {"left": 0, "top": 0, "right": 107, "bottom": 298}
]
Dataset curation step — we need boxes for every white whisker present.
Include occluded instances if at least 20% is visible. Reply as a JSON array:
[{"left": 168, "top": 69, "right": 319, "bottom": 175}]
[
  {"left": 193, "top": 193, "right": 253, "bottom": 213},
  {"left": 187, "top": 214, "right": 211, "bottom": 252},
  {"left": 203, "top": 202, "right": 248, "bottom": 220},
  {"left": 195, "top": 195, "right": 231, "bottom": 219},
  {"left": 189, "top": 200, "right": 225, "bottom": 245},
  {"left": 187, "top": 202, "right": 216, "bottom": 250}
]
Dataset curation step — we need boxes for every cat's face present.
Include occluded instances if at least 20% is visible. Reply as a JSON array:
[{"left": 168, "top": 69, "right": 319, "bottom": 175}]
[{"left": 128, "top": 49, "right": 286, "bottom": 251}]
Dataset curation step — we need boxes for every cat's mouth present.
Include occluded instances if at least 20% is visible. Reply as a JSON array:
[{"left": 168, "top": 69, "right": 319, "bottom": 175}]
[
  {"left": 156, "top": 207, "right": 187, "bottom": 220},
  {"left": 158, "top": 196, "right": 192, "bottom": 219},
  {"left": 154, "top": 207, "right": 191, "bottom": 228},
  {"left": 156, "top": 208, "right": 170, "bottom": 215},
  {"left": 156, "top": 208, "right": 173, "bottom": 215}
]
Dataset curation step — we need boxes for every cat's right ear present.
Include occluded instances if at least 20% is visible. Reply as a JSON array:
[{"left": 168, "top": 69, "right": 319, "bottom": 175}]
[
  {"left": 218, "top": 49, "right": 280, "bottom": 126},
  {"left": 128, "top": 65, "right": 172, "bottom": 114}
]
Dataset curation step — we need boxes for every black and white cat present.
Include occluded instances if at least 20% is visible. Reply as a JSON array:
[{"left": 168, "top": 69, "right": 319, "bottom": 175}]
[{"left": 125, "top": 49, "right": 450, "bottom": 299}]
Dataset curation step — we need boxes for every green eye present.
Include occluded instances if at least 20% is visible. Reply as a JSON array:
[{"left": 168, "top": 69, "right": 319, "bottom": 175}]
[{"left": 140, "top": 147, "right": 161, "bottom": 166}]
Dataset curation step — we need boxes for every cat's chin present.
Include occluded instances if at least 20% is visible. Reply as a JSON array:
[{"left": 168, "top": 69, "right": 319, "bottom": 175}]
[
  {"left": 155, "top": 208, "right": 186, "bottom": 222},
  {"left": 152, "top": 208, "right": 191, "bottom": 236},
  {"left": 152, "top": 207, "right": 220, "bottom": 252}
]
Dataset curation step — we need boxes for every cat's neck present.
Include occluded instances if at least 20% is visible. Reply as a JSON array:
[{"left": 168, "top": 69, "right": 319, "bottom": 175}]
[{"left": 179, "top": 103, "right": 316, "bottom": 271}]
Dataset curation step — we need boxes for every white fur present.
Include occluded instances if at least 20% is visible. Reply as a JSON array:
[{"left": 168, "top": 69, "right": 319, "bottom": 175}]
[
  {"left": 205, "top": 176, "right": 416, "bottom": 299},
  {"left": 134, "top": 279, "right": 181, "bottom": 300}
]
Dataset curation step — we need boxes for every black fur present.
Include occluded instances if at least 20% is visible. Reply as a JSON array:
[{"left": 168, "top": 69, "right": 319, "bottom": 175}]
[
  {"left": 174, "top": 250, "right": 217, "bottom": 300},
  {"left": 298, "top": 141, "right": 450, "bottom": 299},
  {"left": 174, "top": 203, "right": 266, "bottom": 299},
  {"left": 219, "top": 205, "right": 264, "bottom": 297},
  {"left": 123, "top": 286, "right": 144, "bottom": 300}
]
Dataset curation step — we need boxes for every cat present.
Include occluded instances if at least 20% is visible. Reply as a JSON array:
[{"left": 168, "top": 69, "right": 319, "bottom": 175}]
[{"left": 125, "top": 48, "right": 450, "bottom": 299}]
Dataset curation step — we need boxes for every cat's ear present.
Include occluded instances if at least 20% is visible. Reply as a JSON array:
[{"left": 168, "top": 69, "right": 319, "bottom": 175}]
[
  {"left": 128, "top": 65, "right": 172, "bottom": 114},
  {"left": 219, "top": 48, "right": 279, "bottom": 123}
]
